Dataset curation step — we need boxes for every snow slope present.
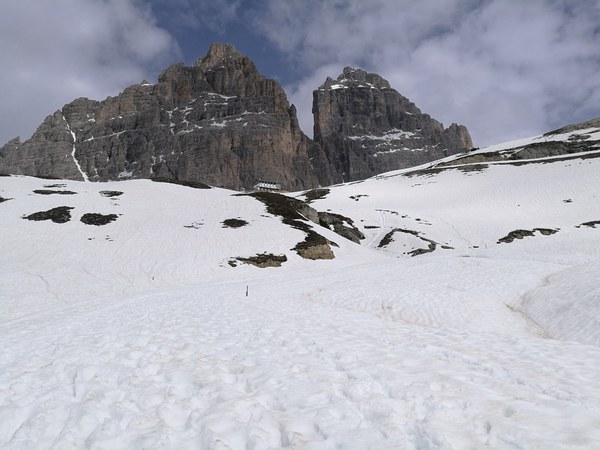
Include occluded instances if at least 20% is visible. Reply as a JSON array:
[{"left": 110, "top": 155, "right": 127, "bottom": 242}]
[{"left": 1, "top": 141, "right": 600, "bottom": 449}]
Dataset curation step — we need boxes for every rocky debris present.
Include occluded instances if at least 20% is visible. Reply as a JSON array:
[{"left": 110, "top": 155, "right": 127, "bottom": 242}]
[
  {"left": 311, "top": 67, "right": 473, "bottom": 185},
  {"left": 378, "top": 228, "right": 438, "bottom": 256},
  {"left": 303, "top": 188, "right": 330, "bottom": 203},
  {"left": 578, "top": 220, "right": 600, "bottom": 228},
  {"left": 512, "top": 140, "right": 600, "bottom": 160},
  {"left": 222, "top": 218, "right": 248, "bottom": 228},
  {"left": 80, "top": 213, "right": 119, "bottom": 226},
  {"left": 293, "top": 233, "right": 335, "bottom": 260},
  {"left": 151, "top": 177, "right": 211, "bottom": 190},
  {"left": 498, "top": 228, "right": 559, "bottom": 244},
  {"left": 405, "top": 163, "right": 489, "bottom": 178},
  {"left": 23, "top": 206, "right": 73, "bottom": 223},
  {"left": 33, "top": 189, "right": 77, "bottom": 195},
  {"left": 100, "top": 191, "right": 123, "bottom": 197},
  {"left": 234, "top": 253, "right": 287, "bottom": 268},
  {"left": 318, "top": 211, "right": 364, "bottom": 243},
  {"left": 183, "top": 221, "right": 203, "bottom": 229},
  {"left": 248, "top": 191, "right": 337, "bottom": 258},
  {"left": 248, "top": 191, "right": 320, "bottom": 227}
]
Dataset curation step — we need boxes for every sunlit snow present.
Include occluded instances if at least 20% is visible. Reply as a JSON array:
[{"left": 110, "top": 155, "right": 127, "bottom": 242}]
[{"left": 1, "top": 137, "right": 599, "bottom": 448}]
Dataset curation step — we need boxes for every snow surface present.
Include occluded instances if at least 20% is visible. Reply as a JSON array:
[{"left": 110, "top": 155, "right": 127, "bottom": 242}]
[{"left": 1, "top": 146, "right": 600, "bottom": 448}]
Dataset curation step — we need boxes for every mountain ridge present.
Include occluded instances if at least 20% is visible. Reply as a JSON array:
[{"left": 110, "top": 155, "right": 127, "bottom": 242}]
[{"left": 0, "top": 43, "right": 473, "bottom": 189}]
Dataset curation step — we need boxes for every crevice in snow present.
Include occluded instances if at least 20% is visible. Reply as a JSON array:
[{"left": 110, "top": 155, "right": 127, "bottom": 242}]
[{"left": 63, "top": 114, "right": 89, "bottom": 182}]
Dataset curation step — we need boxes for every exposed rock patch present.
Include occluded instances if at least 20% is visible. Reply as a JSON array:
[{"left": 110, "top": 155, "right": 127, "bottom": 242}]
[
  {"left": 0, "top": 196, "right": 11, "bottom": 203},
  {"left": 293, "top": 230, "right": 337, "bottom": 260},
  {"left": 248, "top": 192, "right": 319, "bottom": 229},
  {"left": 184, "top": 221, "right": 203, "bottom": 229},
  {"left": 80, "top": 213, "right": 119, "bottom": 226},
  {"left": 303, "top": 188, "right": 330, "bottom": 203},
  {"left": 248, "top": 192, "right": 337, "bottom": 259},
  {"left": 24, "top": 206, "right": 73, "bottom": 223},
  {"left": 235, "top": 253, "right": 287, "bottom": 268},
  {"left": 318, "top": 211, "right": 365, "bottom": 243},
  {"left": 578, "top": 220, "right": 600, "bottom": 228},
  {"left": 222, "top": 218, "right": 248, "bottom": 228},
  {"left": 100, "top": 191, "right": 123, "bottom": 197},
  {"left": 378, "top": 228, "right": 438, "bottom": 256},
  {"left": 151, "top": 178, "right": 211, "bottom": 190},
  {"left": 498, "top": 228, "right": 559, "bottom": 244},
  {"left": 33, "top": 189, "right": 77, "bottom": 195}
]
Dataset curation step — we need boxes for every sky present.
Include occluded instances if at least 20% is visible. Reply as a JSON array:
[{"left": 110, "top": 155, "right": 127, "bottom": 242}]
[{"left": 1, "top": 0, "right": 599, "bottom": 147}]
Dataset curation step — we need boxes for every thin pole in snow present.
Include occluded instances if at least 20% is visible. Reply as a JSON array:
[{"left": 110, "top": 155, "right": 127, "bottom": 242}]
[{"left": 246, "top": 285, "right": 249, "bottom": 297}]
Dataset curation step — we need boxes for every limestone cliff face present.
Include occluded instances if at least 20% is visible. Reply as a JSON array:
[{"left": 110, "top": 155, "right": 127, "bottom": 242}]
[
  {"left": 311, "top": 67, "right": 473, "bottom": 184},
  {"left": 0, "top": 44, "right": 318, "bottom": 190},
  {"left": 0, "top": 45, "right": 473, "bottom": 189}
]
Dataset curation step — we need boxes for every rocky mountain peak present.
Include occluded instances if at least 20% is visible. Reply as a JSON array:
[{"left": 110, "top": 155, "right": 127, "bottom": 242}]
[
  {"left": 311, "top": 68, "right": 472, "bottom": 184},
  {"left": 319, "top": 67, "right": 392, "bottom": 91},
  {"left": 195, "top": 43, "right": 249, "bottom": 70}
]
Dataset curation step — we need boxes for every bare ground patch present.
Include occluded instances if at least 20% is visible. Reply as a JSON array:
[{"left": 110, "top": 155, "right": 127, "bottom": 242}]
[
  {"left": 23, "top": 206, "right": 73, "bottom": 223},
  {"left": 232, "top": 253, "right": 288, "bottom": 268},
  {"left": 80, "top": 213, "right": 119, "bottom": 226},
  {"left": 497, "top": 228, "right": 559, "bottom": 244}
]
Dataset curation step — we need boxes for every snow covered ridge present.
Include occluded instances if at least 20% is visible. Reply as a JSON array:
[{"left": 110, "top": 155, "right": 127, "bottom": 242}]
[
  {"left": 2, "top": 150, "right": 600, "bottom": 448},
  {"left": 431, "top": 122, "right": 600, "bottom": 169}
]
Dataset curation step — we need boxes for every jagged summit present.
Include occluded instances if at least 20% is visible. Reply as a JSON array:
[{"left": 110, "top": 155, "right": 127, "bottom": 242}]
[
  {"left": 195, "top": 42, "right": 243, "bottom": 67},
  {"left": 319, "top": 67, "right": 392, "bottom": 90}
]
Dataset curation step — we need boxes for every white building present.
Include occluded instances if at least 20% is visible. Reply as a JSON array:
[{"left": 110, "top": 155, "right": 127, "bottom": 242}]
[{"left": 253, "top": 180, "right": 282, "bottom": 192}]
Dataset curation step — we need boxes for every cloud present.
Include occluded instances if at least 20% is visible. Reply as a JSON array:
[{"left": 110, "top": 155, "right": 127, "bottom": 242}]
[
  {"left": 257, "top": 0, "right": 600, "bottom": 145},
  {"left": 0, "top": 0, "right": 179, "bottom": 145}
]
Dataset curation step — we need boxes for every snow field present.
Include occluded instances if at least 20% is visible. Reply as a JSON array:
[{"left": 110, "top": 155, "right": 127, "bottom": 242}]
[
  {"left": 2, "top": 266, "right": 600, "bottom": 449},
  {"left": 2, "top": 152, "right": 600, "bottom": 449}
]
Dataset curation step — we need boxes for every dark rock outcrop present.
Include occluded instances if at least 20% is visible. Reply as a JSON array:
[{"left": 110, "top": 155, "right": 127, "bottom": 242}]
[
  {"left": 23, "top": 206, "right": 73, "bottom": 223},
  {"left": 311, "top": 67, "right": 473, "bottom": 184},
  {"left": 80, "top": 213, "right": 119, "bottom": 226},
  {"left": 317, "top": 211, "right": 365, "bottom": 243}
]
